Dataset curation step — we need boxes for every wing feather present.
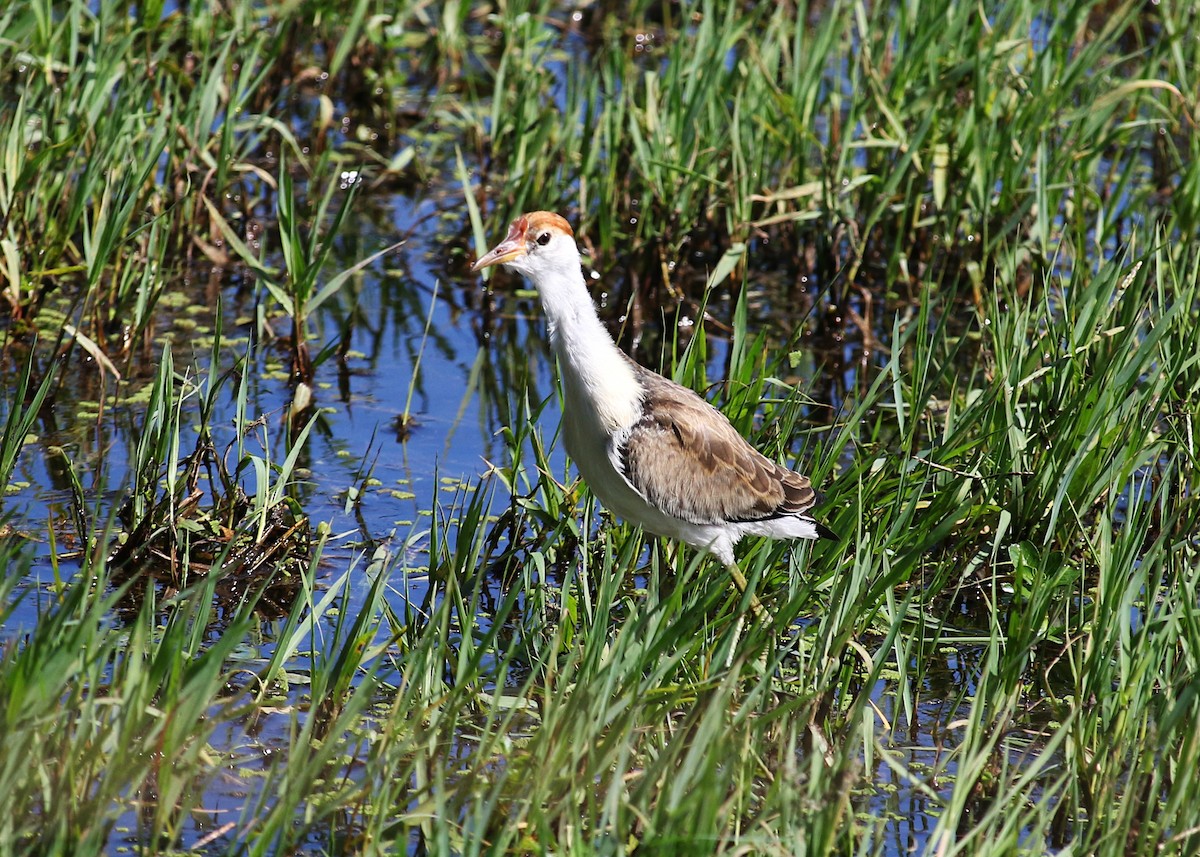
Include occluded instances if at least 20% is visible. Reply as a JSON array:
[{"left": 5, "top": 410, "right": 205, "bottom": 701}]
[{"left": 618, "top": 364, "right": 818, "bottom": 526}]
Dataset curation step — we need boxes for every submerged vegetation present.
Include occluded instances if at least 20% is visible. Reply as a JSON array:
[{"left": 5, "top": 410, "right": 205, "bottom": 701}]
[{"left": 0, "top": 0, "right": 1198, "bottom": 854}]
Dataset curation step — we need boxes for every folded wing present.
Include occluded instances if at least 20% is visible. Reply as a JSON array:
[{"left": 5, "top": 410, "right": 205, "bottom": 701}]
[{"left": 617, "top": 365, "right": 818, "bottom": 527}]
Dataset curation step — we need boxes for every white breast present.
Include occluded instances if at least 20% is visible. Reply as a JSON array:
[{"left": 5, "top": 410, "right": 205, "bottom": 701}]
[{"left": 559, "top": 377, "right": 730, "bottom": 558}]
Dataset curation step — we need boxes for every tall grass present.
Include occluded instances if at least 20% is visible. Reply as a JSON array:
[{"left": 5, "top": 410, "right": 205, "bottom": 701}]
[{"left": 0, "top": 0, "right": 1197, "bottom": 854}]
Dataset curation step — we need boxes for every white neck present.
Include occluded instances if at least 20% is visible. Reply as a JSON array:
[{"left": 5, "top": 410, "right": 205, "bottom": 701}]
[{"left": 532, "top": 263, "right": 640, "bottom": 434}]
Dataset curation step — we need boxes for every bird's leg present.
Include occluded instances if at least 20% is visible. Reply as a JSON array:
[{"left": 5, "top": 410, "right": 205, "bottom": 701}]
[
  {"left": 664, "top": 541, "right": 767, "bottom": 621},
  {"left": 725, "top": 560, "right": 771, "bottom": 673},
  {"left": 726, "top": 560, "right": 767, "bottom": 621}
]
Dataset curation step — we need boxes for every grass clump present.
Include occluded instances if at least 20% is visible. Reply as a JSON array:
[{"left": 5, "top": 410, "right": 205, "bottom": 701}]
[
  {"left": 0, "top": 0, "right": 1198, "bottom": 855},
  {"left": 106, "top": 344, "right": 313, "bottom": 613},
  {"left": 0, "top": 552, "right": 266, "bottom": 851}
]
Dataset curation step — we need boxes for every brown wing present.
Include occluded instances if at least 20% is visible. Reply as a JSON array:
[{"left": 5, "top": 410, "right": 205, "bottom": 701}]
[{"left": 618, "top": 365, "right": 818, "bottom": 526}]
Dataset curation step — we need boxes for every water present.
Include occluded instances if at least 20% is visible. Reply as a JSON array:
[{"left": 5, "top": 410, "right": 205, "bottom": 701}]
[{"left": 0, "top": 173, "right": 872, "bottom": 840}]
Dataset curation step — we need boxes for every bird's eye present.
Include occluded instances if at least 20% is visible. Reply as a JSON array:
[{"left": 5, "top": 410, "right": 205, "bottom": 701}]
[{"left": 536, "top": 231, "right": 551, "bottom": 246}]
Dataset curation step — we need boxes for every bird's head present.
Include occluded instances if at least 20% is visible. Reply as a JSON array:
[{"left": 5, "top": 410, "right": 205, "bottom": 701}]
[{"left": 471, "top": 211, "right": 579, "bottom": 282}]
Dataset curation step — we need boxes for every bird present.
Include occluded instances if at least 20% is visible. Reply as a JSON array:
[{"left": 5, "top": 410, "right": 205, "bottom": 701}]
[{"left": 471, "top": 211, "right": 836, "bottom": 609}]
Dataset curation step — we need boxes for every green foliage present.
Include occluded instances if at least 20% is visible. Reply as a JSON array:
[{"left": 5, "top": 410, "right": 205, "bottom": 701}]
[
  {"left": 0, "top": 552, "right": 263, "bottom": 851},
  {"left": 0, "top": 0, "right": 1198, "bottom": 854}
]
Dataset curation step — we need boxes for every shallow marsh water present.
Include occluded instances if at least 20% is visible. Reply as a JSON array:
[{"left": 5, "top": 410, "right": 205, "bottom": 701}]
[
  {"left": 2, "top": 2, "right": 1198, "bottom": 854},
  {"left": 0, "top": 206, "right": 971, "bottom": 856}
]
